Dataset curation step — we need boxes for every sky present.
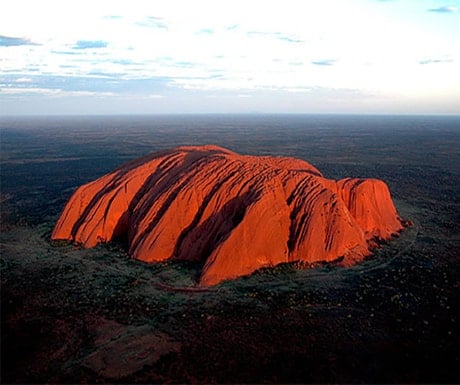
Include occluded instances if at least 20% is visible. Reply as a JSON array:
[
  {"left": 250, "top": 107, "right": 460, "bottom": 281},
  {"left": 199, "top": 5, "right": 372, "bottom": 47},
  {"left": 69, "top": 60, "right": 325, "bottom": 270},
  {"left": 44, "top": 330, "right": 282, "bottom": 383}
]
[{"left": 1, "top": 0, "right": 459, "bottom": 115}]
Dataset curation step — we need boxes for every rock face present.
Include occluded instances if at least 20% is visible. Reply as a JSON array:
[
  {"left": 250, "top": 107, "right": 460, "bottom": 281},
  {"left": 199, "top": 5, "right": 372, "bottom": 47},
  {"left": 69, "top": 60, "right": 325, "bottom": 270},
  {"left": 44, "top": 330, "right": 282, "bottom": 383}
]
[{"left": 52, "top": 145, "right": 406, "bottom": 286}]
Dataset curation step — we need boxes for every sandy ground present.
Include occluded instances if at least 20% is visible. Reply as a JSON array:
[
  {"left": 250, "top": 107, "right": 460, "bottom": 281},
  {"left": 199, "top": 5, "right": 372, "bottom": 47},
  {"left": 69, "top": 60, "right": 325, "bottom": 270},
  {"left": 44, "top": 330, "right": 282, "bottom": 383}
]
[
  {"left": 1, "top": 199, "right": 459, "bottom": 384},
  {"left": 1, "top": 115, "right": 459, "bottom": 383}
]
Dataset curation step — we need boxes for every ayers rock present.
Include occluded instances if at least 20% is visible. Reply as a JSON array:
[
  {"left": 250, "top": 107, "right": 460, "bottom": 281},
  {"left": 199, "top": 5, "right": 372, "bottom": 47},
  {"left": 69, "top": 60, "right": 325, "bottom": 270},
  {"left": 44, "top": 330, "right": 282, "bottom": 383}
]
[{"left": 52, "top": 145, "right": 406, "bottom": 286}]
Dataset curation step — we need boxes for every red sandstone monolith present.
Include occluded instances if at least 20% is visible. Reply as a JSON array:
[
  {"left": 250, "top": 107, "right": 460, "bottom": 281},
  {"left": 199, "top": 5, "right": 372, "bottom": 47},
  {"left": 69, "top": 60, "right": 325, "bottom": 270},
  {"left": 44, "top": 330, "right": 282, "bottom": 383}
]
[{"left": 52, "top": 145, "right": 406, "bottom": 286}]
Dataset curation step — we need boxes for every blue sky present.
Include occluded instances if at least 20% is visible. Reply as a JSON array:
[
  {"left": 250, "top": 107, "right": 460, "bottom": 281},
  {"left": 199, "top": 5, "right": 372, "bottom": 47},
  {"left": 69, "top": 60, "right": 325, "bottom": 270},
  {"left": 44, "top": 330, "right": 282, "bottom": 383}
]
[{"left": 1, "top": 0, "right": 459, "bottom": 115}]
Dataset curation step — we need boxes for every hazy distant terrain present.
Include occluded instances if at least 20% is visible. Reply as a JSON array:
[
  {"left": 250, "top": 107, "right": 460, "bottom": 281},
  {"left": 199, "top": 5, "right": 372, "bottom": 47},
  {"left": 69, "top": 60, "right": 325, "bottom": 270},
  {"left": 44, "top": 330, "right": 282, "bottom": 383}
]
[{"left": 1, "top": 114, "right": 459, "bottom": 383}]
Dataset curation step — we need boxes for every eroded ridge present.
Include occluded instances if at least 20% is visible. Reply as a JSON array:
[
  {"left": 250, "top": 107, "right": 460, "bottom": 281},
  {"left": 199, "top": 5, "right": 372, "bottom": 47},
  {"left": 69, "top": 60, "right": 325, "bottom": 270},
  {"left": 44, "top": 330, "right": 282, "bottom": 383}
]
[{"left": 52, "top": 145, "right": 407, "bottom": 286}]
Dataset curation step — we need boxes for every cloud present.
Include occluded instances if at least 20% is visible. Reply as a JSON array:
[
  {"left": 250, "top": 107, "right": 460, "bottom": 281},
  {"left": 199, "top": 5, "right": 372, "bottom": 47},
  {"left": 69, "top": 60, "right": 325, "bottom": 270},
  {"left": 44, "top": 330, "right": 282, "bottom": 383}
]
[
  {"left": 14, "top": 77, "right": 33, "bottom": 83},
  {"left": 73, "top": 40, "right": 108, "bottom": 49},
  {"left": 173, "top": 61, "right": 196, "bottom": 68},
  {"left": 111, "top": 59, "right": 139, "bottom": 66},
  {"left": 419, "top": 58, "right": 453, "bottom": 65},
  {"left": 0, "top": 74, "right": 171, "bottom": 96},
  {"left": 302, "top": 86, "right": 373, "bottom": 100},
  {"left": 52, "top": 50, "right": 81, "bottom": 55},
  {"left": 428, "top": 5, "right": 458, "bottom": 13},
  {"left": 225, "top": 24, "right": 239, "bottom": 31},
  {"left": 0, "top": 87, "right": 116, "bottom": 98},
  {"left": 103, "top": 15, "right": 123, "bottom": 20},
  {"left": 197, "top": 28, "right": 214, "bottom": 35},
  {"left": 278, "top": 36, "right": 304, "bottom": 43},
  {"left": 285, "top": 87, "right": 312, "bottom": 93},
  {"left": 311, "top": 59, "right": 337, "bottom": 66},
  {"left": 0, "top": 35, "right": 37, "bottom": 47},
  {"left": 136, "top": 16, "right": 168, "bottom": 29},
  {"left": 246, "top": 31, "right": 303, "bottom": 44}
]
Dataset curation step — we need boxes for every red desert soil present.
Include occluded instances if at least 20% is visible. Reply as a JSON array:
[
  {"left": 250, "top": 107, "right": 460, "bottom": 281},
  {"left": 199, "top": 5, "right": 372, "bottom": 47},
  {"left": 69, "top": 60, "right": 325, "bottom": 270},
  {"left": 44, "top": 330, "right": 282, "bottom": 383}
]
[{"left": 52, "top": 145, "right": 406, "bottom": 286}]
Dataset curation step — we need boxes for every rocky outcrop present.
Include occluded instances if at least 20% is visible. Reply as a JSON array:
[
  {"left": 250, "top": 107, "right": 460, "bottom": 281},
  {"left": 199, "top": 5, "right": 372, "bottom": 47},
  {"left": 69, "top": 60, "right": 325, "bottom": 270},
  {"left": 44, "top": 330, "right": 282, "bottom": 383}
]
[{"left": 52, "top": 145, "right": 406, "bottom": 286}]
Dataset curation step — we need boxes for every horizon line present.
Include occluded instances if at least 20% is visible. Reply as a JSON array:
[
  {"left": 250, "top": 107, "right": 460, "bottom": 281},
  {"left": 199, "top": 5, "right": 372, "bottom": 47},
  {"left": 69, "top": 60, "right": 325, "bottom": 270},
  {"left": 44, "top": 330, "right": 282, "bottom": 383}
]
[{"left": 1, "top": 112, "right": 460, "bottom": 119}]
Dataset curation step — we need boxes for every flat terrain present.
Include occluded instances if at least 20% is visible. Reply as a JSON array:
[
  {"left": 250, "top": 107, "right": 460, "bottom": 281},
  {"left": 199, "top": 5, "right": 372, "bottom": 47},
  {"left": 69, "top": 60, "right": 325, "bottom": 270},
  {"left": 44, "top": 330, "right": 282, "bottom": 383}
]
[{"left": 1, "top": 114, "right": 459, "bottom": 383}]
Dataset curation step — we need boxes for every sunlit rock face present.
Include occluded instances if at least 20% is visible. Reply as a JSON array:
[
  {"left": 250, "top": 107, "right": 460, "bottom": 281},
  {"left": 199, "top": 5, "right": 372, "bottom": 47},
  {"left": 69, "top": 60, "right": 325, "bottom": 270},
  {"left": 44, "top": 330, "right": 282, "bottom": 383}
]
[{"left": 52, "top": 145, "right": 406, "bottom": 286}]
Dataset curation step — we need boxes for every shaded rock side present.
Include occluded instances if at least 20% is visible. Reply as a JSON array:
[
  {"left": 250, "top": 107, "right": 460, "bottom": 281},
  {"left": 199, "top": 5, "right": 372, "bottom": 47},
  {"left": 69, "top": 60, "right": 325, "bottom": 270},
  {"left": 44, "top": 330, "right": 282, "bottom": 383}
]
[{"left": 52, "top": 145, "right": 405, "bottom": 286}]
